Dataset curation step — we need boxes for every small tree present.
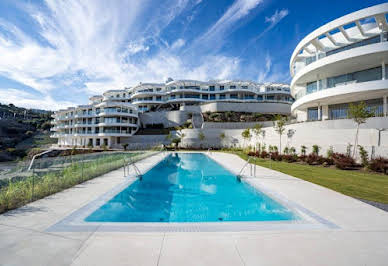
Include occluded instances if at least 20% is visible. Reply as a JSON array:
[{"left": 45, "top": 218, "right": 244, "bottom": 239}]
[
  {"left": 219, "top": 132, "right": 226, "bottom": 147},
  {"left": 241, "top": 128, "right": 252, "bottom": 148},
  {"left": 252, "top": 124, "right": 262, "bottom": 151},
  {"left": 327, "top": 146, "right": 334, "bottom": 159},
  {"left": 358, "top": 145, "right": 369, "bottom": 168},
  {"left": 348, "top": 102, "right": 374, "bottom": 158},
  {"left": 273, "top": 115, "right": 287, "bottom": 154},
  {"left": 301, "top": 145, "right": 307, "bottom": 156},
  {"left": 312, "top": 145, "right": 320, "bottom": 155},
  {"left": 172, "top": 138, "right": 181, "bottom": 149},
  {"left": 122, "top": 143, "right": 128, "bottom": 151}
]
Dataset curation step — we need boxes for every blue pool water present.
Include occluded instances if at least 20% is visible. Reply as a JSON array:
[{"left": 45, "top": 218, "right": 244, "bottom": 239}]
[{"left": 85, "top": 153, "right": 298, "bottom": 222}]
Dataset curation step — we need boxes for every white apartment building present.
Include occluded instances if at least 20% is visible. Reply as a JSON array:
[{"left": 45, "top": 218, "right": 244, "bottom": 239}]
[
  {"left": 130, "top": 80, "right": 292, "bottom": 112},
  {"left": 290, "top": 3, "right": 388, "bottom": 121},
  {"left": 51, "top": 80, "right": 292, "bottom": 148}
]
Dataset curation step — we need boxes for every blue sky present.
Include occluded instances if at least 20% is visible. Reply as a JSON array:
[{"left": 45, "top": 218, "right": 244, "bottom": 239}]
[{"left": 0, "top": 0, "right": 385, "bottom": 110}]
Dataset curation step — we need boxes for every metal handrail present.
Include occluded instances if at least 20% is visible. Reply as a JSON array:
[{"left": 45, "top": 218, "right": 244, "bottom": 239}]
[
  {"left": 123, "top": 157, "right": 142, "bottom": 179},
  {"left": 28, "top": 150, "right": 52, "bottom": 171},
  {"left": 237, "top": 156, "right": 256, "bottom": 178}
]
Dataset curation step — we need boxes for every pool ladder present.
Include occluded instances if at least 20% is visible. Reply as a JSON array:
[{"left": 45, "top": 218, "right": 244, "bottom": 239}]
[
  {"left": 123, "top": 158, "right": 143, "bottom": 180},
  {"left": 237, "top": 157, "right": 256, "bottom": 181}
]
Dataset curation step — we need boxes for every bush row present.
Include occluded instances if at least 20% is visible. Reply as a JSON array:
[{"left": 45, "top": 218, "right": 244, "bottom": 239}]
[{"left": 246, "top": 145, "right": 388, "bottom": 174}]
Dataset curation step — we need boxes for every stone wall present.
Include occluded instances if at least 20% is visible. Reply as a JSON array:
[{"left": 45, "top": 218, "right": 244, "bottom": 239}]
[{"left": 139, "top": 111, "right": 189, "bottom": 128}]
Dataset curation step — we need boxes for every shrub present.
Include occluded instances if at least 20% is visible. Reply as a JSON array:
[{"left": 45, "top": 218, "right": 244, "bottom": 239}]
[
  {"left": 270, "top": 152, "right": 282, "bottom": 161},
  {"left": 283, "top": 147, "right": 289, "bottom": 155},
  {"left": 260, "top": 150, "right": 268, "bottom": 158},
  {"left": 247, "top": 151, "right": 256, "bottom": 157},
  {"left": 332, "top": 153, "right": 356, "bottom": 170},
  {"left": 369, "top": 157, "right": 388, "bottom": 174},
  {"left": 299, "top": 155, "right": 307, "bottom": 162},
  {"left": 306, "top": 154, "right": 318, "bottom": 165},
  {"left": 358, "top": 145, "right": 369, "bottom": 168},
  {"left": 122, "top": 143, "right": 128, "bottom": 151},
  {"left": 282, "top": 154, "right": 298, "bottom": 163},
  {"left": 326, "top": 146, "right": 334, "bottom": 159}
]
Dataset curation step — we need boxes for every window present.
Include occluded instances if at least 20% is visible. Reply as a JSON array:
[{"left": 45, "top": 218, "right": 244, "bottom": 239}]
[
  {"left": 230, "top": 85, "right": 236, "bottom": 89},
  {"left": 209, "top": 86, "right": 215, "bottom": 91},
  {"left": 327, "top": 67, "right": 382, "bottom": 88},
  {"left": 306, "top": 81, "right": 318, "bottom": 94},
  {"left": 307, "top": 107, "right": 321, "bottom": 121},
  {"left": 219, "top": 94, "right": 226, "bottom": 99},
  {"left": 96, "top": 139, "right": 100, "bottom": 146},
  {"left": 220, "top": 86, "right": 224, "bottom": 90},
  {"left": 242, "top": 86, "right": 248, "bottom": 89},
  {"left": 209, "top": 95, "right": 215, "bottom": 100},
  {"left": 329, "top": 98, "right": 383, "bottom": 120},
  {"left": 202, "top": 95, "right": 208, "bottom": 100}
]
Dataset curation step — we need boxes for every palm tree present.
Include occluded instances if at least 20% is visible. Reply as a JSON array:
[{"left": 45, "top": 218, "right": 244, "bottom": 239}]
[
  {"left": 273, "top": 115, "right": 287, "bottom": 154},
  {"left": 348, "top": 102, "right": 373, "bottom": 157}
]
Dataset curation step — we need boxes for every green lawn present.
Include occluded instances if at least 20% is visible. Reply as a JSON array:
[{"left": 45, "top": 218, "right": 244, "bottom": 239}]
[{"left": 231, "top": 151, "right": 388, "bottom": 204}]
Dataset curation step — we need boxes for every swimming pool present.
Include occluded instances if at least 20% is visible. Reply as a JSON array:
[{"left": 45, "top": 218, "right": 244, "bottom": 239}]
[{"left": 85, "top": 153, "right": 299, "bottom": 223}]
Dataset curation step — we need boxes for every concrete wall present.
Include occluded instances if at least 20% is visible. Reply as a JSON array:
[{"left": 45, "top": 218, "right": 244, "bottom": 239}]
[
  {"left": 179, "top": 117, "right": 388, "bottom": 158},
  {"left": 121, "top": 135, "right": 170, "bottom": 150},
  {"left": 202, "top": 121, "right": 273, "bottom": 129},
  {"left": 139, "top": 111, "right": 189, "bottom": 128},
  {"left": 180, "top": 102, "right": 291, "bottom": 114}
]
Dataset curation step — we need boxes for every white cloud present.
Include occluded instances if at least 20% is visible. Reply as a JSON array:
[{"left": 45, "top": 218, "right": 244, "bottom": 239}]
[
  {"left": 171, "top": 38, "right": 186, "bottom": 50},
  {"left": 0, "top": 88, "right": 74, "bottom": 110},
  {"left": 257, "top": 53, "right": 271, "bottom": 83},
  {"left": 0, "top": 0, "right": 255, "bottom": 110},
  {"left": 189, "top": 0, "right": 263, "bottom": 51},
  {"left": 265, "top": 9, "right": 289, "bottom": 29}
]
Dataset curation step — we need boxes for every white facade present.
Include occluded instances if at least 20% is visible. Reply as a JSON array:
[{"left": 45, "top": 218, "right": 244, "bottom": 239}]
[
  {"left": 130, "top": 80, "right": 292, "bottom": 112},
  {"left": 52, "top": 80, "right": 292, "bottom": 148},
  {"left": 290, "top": 3, "right": 388, "bottom": 122},
  {"left": 51, "top": 100, "right": 139, "bottom": 149}
]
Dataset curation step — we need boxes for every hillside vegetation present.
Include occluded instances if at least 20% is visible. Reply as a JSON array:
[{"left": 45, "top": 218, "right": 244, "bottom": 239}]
[{"left": 0, "top": 103, "right": 54, "bottom": 161}]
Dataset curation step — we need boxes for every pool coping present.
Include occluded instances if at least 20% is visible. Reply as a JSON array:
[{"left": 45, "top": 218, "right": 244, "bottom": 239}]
[{"left": 46, "top": 152, "right": 339, "bottom": 232}]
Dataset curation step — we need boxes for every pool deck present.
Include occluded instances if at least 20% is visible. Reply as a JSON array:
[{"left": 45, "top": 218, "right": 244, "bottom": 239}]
[{"left": 0, "top": 152, "right": 388, "bottom": 266}]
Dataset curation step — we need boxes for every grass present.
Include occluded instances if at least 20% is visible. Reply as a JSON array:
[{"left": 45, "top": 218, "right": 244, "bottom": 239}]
[
  {"left": 231, "top": 151, "right": 388, "bottom": 204},
  {"left": 0, "top": 151, "right": 155, "bottom": 214}
]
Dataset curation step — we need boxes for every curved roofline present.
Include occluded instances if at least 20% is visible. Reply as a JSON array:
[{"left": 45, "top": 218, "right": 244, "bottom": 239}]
[{"left": 289, "top": 3, "right": 388, "bottom": 76}]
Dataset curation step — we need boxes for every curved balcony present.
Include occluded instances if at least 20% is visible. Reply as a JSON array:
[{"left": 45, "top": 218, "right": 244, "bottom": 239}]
[
  {"left": 166, "top": 98, "right": 205, "bottom": 103},
  {"left": 131, "top": 99, "right": 164, "bottom": 105},
  {"left": 74, "top": 113, "right": 97, "bottom": 118},
  {"left": 130, "top": 91, "right": 166, "bottom": 98},
  {"left": 291, "top": 42, "right": 388, "bottom": 90},
  {"left": 97, "top": 122, "right": 138, "bottom": 127},
  {"left": 289, "top": 3, "right": 388, "bottom": 76},
  {"left": 291, "top": 79, "right": 388, "bottom": 112},
  {"left": 97, "top": 111, "right": 138, "bottom": 117}
]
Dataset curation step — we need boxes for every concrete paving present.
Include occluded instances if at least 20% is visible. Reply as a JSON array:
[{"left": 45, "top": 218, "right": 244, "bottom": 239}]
[{"left": 0, "top": 152, "right": 387, "bottom": 266}]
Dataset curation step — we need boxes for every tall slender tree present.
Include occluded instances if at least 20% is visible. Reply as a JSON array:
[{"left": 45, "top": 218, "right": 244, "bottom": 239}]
[
  {"left": 273, "top": 115, "right": 287, "bottom": 154},
  {"left": 348, "top": 102, "right": 373, "bottom": 158}
]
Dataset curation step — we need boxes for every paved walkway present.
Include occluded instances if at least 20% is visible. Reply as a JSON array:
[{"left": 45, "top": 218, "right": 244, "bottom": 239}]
[{"left": 0, "top": 152, "right": 387, "bottom": 266}]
